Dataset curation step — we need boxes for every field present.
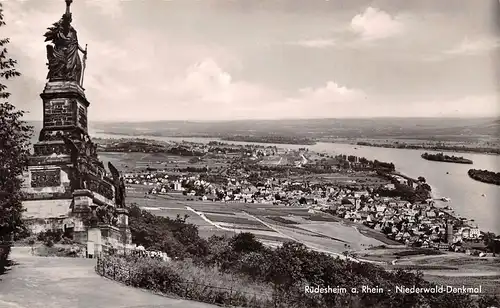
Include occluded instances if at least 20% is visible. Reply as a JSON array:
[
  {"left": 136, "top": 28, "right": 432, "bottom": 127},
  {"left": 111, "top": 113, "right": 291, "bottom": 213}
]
[
  {"left": 204, "top": 214, "right": 266, "bottom": 227},
  {"left": 197, "top": 226, "right": 237, "bottom": 239},
  {"left": 351, "top": 246, "right": 500, "bottom": 294},
  {"left": 266, "top": 216, "right": 300, "bottom": 225},
  {"left": 128, "top": 191, "right": 387, "bottom": 255},
  {"left": 287, "top": 218, "right": 382, "bottom": 248},
  {"left": 258, "top": 156, "right": 283, "bottom": 166},
  {"left": 412, "top": 256, "right": 500, "bottom": 295},
  {"left": 98, "top": 152, "right": 228, "bottom": 173}
]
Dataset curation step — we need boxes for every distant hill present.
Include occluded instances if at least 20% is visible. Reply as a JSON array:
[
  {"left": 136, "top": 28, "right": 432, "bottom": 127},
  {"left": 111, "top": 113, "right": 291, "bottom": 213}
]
[
  {"left": 91, "top": 118, "right": 500, "bottom": 140},
  {"left": 26, "top": 117, "right": 500, "bottom": 142}
]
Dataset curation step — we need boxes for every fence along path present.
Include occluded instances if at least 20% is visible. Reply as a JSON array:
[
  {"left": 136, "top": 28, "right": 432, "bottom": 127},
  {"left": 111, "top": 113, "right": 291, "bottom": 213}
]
[
  {"left": 95, "top": 257, "right": 275, "bottom": 306},
  {"left": 0, "top": 247, "right": 217, "bottom": 308}
]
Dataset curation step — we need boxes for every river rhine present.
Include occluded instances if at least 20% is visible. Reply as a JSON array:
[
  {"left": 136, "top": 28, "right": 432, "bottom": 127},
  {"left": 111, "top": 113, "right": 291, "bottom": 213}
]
[{"left": 93, "top": 132, "right": 500, "bottom": 234}]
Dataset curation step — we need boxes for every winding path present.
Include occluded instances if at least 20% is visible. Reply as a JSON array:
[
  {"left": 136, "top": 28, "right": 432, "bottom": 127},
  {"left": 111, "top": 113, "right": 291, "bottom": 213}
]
[{"left": 0, "top": 247, "right": 216, "bottom": 308}]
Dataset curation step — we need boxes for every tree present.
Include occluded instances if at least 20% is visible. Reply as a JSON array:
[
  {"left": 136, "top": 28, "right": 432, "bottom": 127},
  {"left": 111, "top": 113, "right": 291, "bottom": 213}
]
[
  {"left": 230, "top": 232, "right": 263, "bottom": 254},
  {"left": 0, "top": 2, "right": 32, "bottom": 274},
  {"left": 128, "top": 205, "right": 208, "bottom": 261},
  {"left": 483, "top": 232, "right": 500, "bottom": 254}
]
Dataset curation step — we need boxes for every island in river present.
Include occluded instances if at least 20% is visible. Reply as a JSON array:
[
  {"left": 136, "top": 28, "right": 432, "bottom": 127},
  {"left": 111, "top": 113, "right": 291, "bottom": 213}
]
[
  {"left": 421, "top": 152, "right": 473, "bottom": 164},
  {"left": 468, "top": 169, "right": 500, "bottom": 186},
  {"left": 221, "top": 135, "right": 316, "bottom": 145}
]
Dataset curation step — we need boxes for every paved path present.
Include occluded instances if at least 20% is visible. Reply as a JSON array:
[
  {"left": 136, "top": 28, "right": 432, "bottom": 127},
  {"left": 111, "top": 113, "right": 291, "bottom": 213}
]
[{"left": 0, "top": 247, "right": 216, "bottom": 308}]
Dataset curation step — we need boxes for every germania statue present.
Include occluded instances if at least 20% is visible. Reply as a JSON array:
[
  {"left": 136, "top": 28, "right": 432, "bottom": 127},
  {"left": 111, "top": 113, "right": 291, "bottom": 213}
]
[{"left": 44, "top": 0, "right": 87, "bottom": 84}]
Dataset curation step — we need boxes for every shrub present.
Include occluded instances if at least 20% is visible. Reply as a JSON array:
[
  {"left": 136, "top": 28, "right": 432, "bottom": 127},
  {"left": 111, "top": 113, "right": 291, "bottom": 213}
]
[
  {"left": 0, "top": 243, "right": 11, "bottom": 274},
  {"left": 37, "top": 229, "right": 64, "bottom": 246},
  {"left": 96, "top": 256, "right": 273, "bottom": 307},
  {"left": 128, "top": 204, "right": 208, "bottom": 261},
  {"left": 112, "top": 205, "right": 496, "bottom": 308}
]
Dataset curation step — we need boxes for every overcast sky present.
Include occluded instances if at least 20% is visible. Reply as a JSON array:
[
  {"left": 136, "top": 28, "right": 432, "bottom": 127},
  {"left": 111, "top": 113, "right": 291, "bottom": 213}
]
[{"left": 3, "top": 0, "right": 500, "bottom": 121}]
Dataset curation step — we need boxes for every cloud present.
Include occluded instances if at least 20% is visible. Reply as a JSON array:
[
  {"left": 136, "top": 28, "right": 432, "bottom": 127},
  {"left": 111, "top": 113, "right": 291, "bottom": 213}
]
[
  {"left": 3, "top": 0, "right": 496, "bottom": 121},
  {"left": 84, "top": 0, "right": 123, "bottom": 17},
  {"left": 257, "top": 82, "right": 366, "bottom": 119},
  {"left": 296, "top": 81, "right": 363, "bottom": 104},
  {"left": 289, "top": 39, "right": 336, "bottom": 48},
  {"left": 82, "top": 57, "right": 281, "bottom": 121},
  {"left": 444, "top": 37, "right": 500, "bottom": 56},
  {"left": 162, "top": 58, "right": 275, "bottom": 105},
  {"left": 350, "top": 7, "right": 404, "bottom": 41},
  {"left": 89, "top": 63, "right": 365, "bottom": 120}
]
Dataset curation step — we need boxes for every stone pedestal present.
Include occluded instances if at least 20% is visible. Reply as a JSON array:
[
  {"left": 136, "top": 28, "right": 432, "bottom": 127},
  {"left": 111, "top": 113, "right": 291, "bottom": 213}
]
[
  {"left": 87, "top": 226, "right": 102, "bottom": 257},
  {"left": 116, "top": 208, "right": 132, "bottom": 246},
  {"left": 99, "top": 223, "right": 132, "bottom": 255},
  {"left": 37, "top": 81, "right": 89, "bottom": 148},
  {"left": 21, "top": 69, "right": 133, "bottom": 257},
  {"left": 72, "top": 189, "right": 93, "bottom": 212}
]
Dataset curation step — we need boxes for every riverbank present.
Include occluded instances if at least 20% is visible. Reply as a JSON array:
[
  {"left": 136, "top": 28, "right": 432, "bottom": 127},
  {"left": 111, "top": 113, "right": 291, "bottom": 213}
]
[
  {"left": 95, "top": 131, "right": 500, "bottom": 155},
  {"left": 332, "top": 139, "right": 500, "bottom": 155},
  {"left": 221, "top": 136, "right": 316, "bottom": 145},
  {"left": 388, "top": 172, "right": 479, "bottom": 231}
]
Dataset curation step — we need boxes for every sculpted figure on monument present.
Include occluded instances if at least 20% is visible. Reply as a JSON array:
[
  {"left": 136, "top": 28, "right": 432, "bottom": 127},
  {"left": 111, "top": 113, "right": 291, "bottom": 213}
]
[
  {"left": 108, "top": 162, "right": 126, "bottom": 207},
  {"left": 95, "top": 204, "right": 118, "bottom": 226},
  {"left": 44, "top": 0, "right": 87, "bottom": 83},
  {"left": 62, "top": 136, "right": 87, "bottom": 190}
]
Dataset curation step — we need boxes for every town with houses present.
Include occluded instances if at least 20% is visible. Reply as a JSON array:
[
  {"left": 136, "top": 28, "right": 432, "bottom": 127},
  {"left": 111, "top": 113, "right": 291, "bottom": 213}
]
[{"left": 99, "top": 138, "right": 489, "bottom": 257}]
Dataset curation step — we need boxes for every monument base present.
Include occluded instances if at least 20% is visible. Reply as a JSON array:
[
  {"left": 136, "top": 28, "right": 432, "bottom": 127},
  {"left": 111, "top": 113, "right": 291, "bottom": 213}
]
[{"left": 21, "top": 186, "right": 133, "bottom": 256}]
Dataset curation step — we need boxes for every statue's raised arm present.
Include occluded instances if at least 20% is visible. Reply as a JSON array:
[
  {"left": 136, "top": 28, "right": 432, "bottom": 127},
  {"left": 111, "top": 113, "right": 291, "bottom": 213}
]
[{"left": 44, "top": 0, "right": 86, "bottom": 84}]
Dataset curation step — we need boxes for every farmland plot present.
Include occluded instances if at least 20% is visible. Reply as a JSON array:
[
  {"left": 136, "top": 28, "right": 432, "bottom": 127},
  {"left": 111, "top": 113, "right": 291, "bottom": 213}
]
[{"left": 295, "top": 223, "right": 382, "bottom": 249}]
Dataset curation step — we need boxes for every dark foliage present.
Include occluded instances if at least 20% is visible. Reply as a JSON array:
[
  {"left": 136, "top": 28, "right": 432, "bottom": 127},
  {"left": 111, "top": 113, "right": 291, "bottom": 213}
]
[
  {"left": 482, "top": 232, "right": 500, "bottom": 254},
  {"left": 37, "top": 229, "right": 64, "bottom": 247},
  {"left": 0, "top": 3, "right": 32, "bottom": 274},
  {"left": 468, "top": 169, "right": 500, "bottom": 186},
  {"left": 128, "top": 204, "right": 209, "bottom": 261},
  {"left": 0, "top": 243, "right": 11, "bottom": 274},
  {"left": 221, "top": 135, "right": 316, "bottom": 145},
  {"left": 421, "top": 152, "right": 473, "bottom": 164}
]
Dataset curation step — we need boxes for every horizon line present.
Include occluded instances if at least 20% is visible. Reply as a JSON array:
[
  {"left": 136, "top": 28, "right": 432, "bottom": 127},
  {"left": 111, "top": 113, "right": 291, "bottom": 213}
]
[{"left": 24, "top": 116, "right": 499, "bottom": 124}]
